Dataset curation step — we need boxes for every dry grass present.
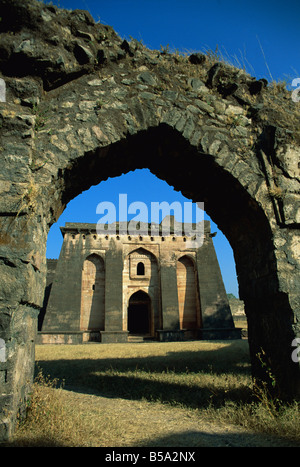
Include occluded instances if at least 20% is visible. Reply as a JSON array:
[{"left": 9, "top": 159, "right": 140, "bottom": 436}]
[{"left": 4, "top": 340, "right": 300, "bottom": 447}]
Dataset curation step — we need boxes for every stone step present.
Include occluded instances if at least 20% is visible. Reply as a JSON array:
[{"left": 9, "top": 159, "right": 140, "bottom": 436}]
[
  {"left": 128, "top": 335, "right": 145, "bottom": 343},
  {"left": 128, "top": 335, "right": 154, "bottom": 343}
]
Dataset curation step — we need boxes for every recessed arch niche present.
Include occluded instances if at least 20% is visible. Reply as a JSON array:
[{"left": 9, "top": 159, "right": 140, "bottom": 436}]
[{"left": 80, "top": 254, "right": 105, "bottom": 332}]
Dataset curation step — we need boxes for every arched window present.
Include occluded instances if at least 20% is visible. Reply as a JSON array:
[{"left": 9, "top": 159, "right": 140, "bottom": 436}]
[{"left": 137, "top": 262, "right": 145, "bottom": 276}]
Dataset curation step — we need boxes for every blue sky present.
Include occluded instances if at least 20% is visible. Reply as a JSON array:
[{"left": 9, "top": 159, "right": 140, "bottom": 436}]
[{"left": 45, "top": 0, "right": 300, "bottom": 297}]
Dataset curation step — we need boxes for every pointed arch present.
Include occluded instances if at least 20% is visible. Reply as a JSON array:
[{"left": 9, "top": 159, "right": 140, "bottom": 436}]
[
  {"left": 80, "top": 254, "right": 105, "bottom": 331},
  {"left": 128, "top": 246, "right": 158, "bottom": 261},
  {"left": 128, "top": 247, "right": 157, "bottom": 279},
  {"left": 177, "top": 255, "right": 201, "bottom": 331},
  {"left": 127, "top": 290, "right": 152, "bottom": 335}
]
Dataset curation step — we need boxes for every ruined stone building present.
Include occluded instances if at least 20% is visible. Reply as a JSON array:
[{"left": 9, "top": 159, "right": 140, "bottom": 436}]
[{"left": 39, "top": 217, "right": 240, "bottom": 343}]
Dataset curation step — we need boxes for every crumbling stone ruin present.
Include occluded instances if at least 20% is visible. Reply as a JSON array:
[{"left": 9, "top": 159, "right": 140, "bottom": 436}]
[{"left": 0, "top": 0, "right": 299, "bottom": 440}]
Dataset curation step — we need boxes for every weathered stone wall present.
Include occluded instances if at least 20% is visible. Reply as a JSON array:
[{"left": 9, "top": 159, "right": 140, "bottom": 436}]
[
  {"left": 38, "top": 258, "right": 56, "bottom": 329},
  {"left": 229, "top": 296, "right": 245, "bottom": 318},
  {"left": 0, "top": 0, "right": 299, "bottom": 439}
]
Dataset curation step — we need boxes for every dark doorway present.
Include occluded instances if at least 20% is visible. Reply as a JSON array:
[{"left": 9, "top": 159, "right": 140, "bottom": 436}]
[{"left": 128, "top": 291, "right": 151, "bottom": 335}]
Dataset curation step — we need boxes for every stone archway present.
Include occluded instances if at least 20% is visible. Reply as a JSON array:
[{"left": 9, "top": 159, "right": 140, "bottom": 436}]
[{"left": 0, "top": 0, "right": 299, "bottom": 439}]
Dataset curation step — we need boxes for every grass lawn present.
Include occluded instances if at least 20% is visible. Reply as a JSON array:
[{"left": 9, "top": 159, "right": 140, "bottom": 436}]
[{"left": 4, "top": 340, "right": 300, "bottom": 447}]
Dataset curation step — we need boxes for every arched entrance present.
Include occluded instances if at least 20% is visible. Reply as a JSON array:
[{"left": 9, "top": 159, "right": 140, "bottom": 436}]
[
  {"left": 44, "top": 123, "right": 299, "bottom": 398},
  {"left": 128, "top": 291, "right": 151, "bottom": 335}
]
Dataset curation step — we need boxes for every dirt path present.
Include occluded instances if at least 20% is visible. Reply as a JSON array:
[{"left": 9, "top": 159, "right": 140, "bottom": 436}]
[{"left": 62, "top": 388, "right": 295, "bottom": 447}]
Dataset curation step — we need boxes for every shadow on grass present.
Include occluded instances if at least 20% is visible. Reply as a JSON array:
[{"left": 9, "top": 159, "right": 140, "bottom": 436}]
[
  {"left": 2, "top": 429, "right": 297, "bottom": 448},
  {"left": 140, "top": 429, "right": 297, "bottom": 447},
  {"left": 35, "top": 342, "right": 253, "bottom": 410},
  {"left": 0, "top": 437, "right": 67, "bottom": 448}
]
